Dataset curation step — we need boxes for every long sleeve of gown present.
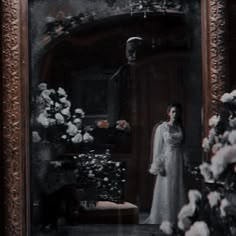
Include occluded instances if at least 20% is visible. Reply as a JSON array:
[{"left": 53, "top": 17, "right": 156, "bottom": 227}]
[{"left": 149, "top": 124, "right": 164, "bottom": 175}]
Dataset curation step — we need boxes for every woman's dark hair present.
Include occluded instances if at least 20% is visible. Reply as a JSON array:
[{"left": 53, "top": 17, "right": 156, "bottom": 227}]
[
  {"left": 167, "top": 102, "right": 185, "bottom": 143},
  {"left": 167, "top": 103, "right": 183, "bottom": 115}
]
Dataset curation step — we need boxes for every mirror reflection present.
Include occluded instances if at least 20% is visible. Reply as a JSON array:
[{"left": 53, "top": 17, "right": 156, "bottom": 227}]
[{"left": 29, "top": 0, "right": 202, "bottom": 235}]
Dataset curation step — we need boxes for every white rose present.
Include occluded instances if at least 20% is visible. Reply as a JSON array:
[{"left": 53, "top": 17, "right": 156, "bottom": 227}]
[
  {"left": 212, "top": 143, "right": 223, "bottom": 154},
  {"left": 220, "top": 92, "right": 233, "bottom": 103},
  {"left": 61, "top": 107, "right": 71, "bottom": 117},
  {"left": 199, "top": 162, "right": 212, "bottom": 182},
  {"left": 73, "top": 118, "right": 82, "bottom": 128},
  {"left": 32, "top": 131, "right": 41, "bottom": 143},
  {"left": 211, "top": 145, "right": 236, "bottom": 179},
  {"left": 64, "top": 100, "right": 71, "bottom": 108},
  {"left": 38, "top": 83, "right": 47, "bottom": 91},
  {"left": 208, "top": 115, "right": 220, "bottom": 128},
  {"left": 160, "top": 221, "right": 173, "bottom": 235},
  {"left": 185, "top": 221, "right": 210, "bottom": 236},
  {"left": 75, "top": 108, "right": 85, "bottom": 117},
  {"left": 229, "top": 116, "right": 236, "bottom": 128},
  {"left": 178, "top": 203, "right": 196, "bottom": 220},
  {"left": 48, "top": 118, "right": 56, "bottom": 126},
  {"left": 208, "top": 128, "right": 216, "bottom": 144},
  {"left": 83, "top": 132, "right": 94, "bottom": 143},
  {"left": 41, "top": 89, "right": 52, "bottom": 103},
  {"left": 55, "top": 113, "right": 65, "bottom": 124},
  {"left": 66, "top": 122, "right": 78, "bottom": 136},
  {"left": 178, "top": 217, "right": 192, "bottom": 231},
  {"left": 37, "top": 113, "right": 49, "bottom": 128},
  {"left": 228, "top": 130, "right": 236, "bottom": 145},
  {"left": 207, "top": 191, "right": 221, "bottom": 208},
  {"left": 230, "top": 89, "right": 236, "bottom": 99},
  {"left": 59, "top": 97, "right": 67, "bottom": 103},
  {"left": 220, "top": 198, "right": 230, "bottom": 217},
  {"left": 210, "top": 162, "right": 225, "bottom": 180},
  {"left": 71, "top": 133, "right": 83, "bottom": 144},
  {"left": 116, "top": 162, "right": 120, "bottom": 167},
  {"left": 55, "top": 102, "right": 62, "bottom": 111},
  {"left": 202, "top": 138, "right": 210, "bottom": 152},
  {"left": 57, "top": 87, "right": 67, "bottom": 96},
  {"left": 188, "top": 190, "right": 202, "bottom": 205}
]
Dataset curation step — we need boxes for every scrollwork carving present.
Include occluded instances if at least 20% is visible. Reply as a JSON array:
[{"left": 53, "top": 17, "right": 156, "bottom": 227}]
[
  {"left": 1, "top": 0, "right": 26, "bottom": 236},
  {"left": 208, "top": 0, "right": 228, "bottom": 114}
]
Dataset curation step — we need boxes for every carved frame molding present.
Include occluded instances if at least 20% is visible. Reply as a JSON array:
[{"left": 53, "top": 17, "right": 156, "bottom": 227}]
[
  {"left": 0, "top": 0, "right": 228, "bottom": 235},
  {"left": 201, "top": 0, "right": 228, "bottom": 134}
]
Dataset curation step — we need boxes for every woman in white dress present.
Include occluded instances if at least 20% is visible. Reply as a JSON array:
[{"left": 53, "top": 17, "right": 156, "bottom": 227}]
[{"left": 145, "top": 103, "right": 186, "bottom": 225}]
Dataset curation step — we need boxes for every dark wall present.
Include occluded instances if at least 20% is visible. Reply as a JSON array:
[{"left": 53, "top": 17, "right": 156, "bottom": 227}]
[{"left": 228, "top": 0, "right": 236, "bottom": 90}]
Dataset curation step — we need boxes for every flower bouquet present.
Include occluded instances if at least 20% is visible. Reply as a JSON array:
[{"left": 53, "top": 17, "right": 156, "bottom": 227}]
[{"left": 32, "top": 83, "right": 94, "bottom": 151}]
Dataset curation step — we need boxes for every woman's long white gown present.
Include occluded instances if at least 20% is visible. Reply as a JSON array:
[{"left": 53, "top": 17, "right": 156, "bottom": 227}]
[{"left": 146, "top": 121, "right": 186, "bottom": 225}]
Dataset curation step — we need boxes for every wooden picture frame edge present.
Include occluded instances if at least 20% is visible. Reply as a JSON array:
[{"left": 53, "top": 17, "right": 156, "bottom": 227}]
[{"left": 0, "top": 0, "right": 229, "bottom": 235}]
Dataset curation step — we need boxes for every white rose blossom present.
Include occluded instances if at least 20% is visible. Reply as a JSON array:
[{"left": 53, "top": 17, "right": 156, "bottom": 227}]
[
  {"left": 73, "top": 118, "right": 82, "bottom": 128},
  {"left": 57, "top": 87, "right": 67, "bottom": 96},
  {"left": 37, "top": 112, "right": 49, "bottom": 128},
  {"left": 64, "top": 100, "right": 71, "bottom": 108},
  {"left": 71, "top": 133, "right": 83, "bottom": 144},
  {"left": 178, "top": 203, "right": 196, "bottom": 220},
  {"left": 160, "top": 221, "right": 173, "bottom": 235},
  {"left": 220, "top": 198, "right": 231, "bottom": 217},
  {"left": 59, "top": 97, "right": 68, "bottom": 103},
  {"left": 48, "top": 118, "right": 56, "bottom": 126},
  {"left": 66, "top": 122, "right": 78, "bottom": 136},
  {"left": 38, "top": 83, "right": 47, "bottom": 91},
  {"left": 55, "top": 102, "right": 62, "bottom": 111},
  {"left": 229, "top": 116, "right": 236, "bottom": 128},
  {"left": 208, "top": 128, "right": 216, "bottom": 144},
  {"left": 207, "top": 191, "right": 221, "bottom": 208},
  {"left": 228, "top": 130, "right": 236, "bottom": 145},
  {"left": 220, "top": 92, "right": 233, "bottom": 103},
  {"left": 223, "top": 131, "right": 230, "bottom": 142},
  {"left": 185, "top": 221, "right": 210, "bottom": 236},
  {"left": 199, "top": 162, "right": 212, "bottom": 182},
  {"left": 230, "top": 90, "right": 236, "bottom": 104},
  {"left": 212, "top": 143, "right": 223, "bottom": 154},
  {"left": 178, "top": 217, "right": 192, "bottom": 231},
  {"left": 55, "top": 113, "right": 65, "bottom": 124},
  {"left": 202, "top": 138, "right": 210, "bottom": 152},
  {"left": 188, "top": 190, "right": 202, "bottom": 205},
  {"left": 75, "top": 108, "right": 85, "bottom": 117},
  {"left": 61, "top": 135, "right": 67, "bottom": 140},
  {"left": 41, "top": 89, "right": 52, "bottom": 103},
  {"left": 83, "top": 132, "right": 94, "bottom": 143},
  {"left": 61, "top": 107, "right": 71, "bottom": 118},
  {"left": 50, "top": 89, "right": 56, "bottom": 94},
  {"left": 208, "top": 115, "right": 220, "bottom": 128},
  {"left": 32, "top": 131, "right": 41, "bottom": 143},
  {"left": 211, "top": 145, "right": 236, "bottom": 179}
]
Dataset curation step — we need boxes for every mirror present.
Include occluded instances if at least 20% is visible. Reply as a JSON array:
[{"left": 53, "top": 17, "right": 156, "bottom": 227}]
[
  {"left": 0, "top": 0, "right": 229, "bottom": 235},
  {"left": 29, "top": 0, "right": 202, "bottom": 233}
]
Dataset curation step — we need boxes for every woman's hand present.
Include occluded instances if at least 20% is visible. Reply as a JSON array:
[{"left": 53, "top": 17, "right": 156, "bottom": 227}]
[{"left": 149, "top": 166, "right": 158, "bottom": 175}]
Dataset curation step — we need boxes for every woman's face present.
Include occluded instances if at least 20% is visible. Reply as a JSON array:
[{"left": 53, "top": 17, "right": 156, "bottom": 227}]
[{"left": 168, "top": 107, "right": 181, "bottom": 123}]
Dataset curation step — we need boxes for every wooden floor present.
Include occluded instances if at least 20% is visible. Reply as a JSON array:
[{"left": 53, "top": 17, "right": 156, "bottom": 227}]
[{"left": 36, "top": 225, "right": 166, "bottom": 236}]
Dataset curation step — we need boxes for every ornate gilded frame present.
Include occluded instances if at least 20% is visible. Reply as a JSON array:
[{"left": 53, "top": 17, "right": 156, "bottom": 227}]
[{"left": 0, "top": 0, "right": 228, "bottom": 235}]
